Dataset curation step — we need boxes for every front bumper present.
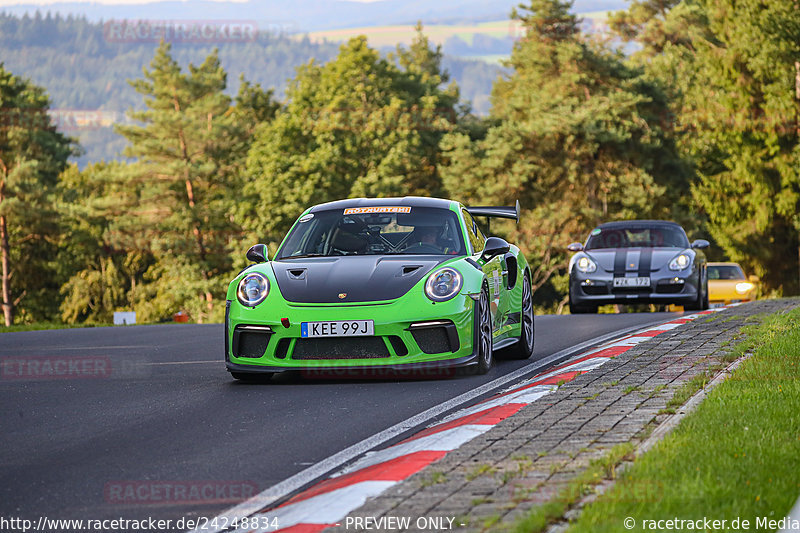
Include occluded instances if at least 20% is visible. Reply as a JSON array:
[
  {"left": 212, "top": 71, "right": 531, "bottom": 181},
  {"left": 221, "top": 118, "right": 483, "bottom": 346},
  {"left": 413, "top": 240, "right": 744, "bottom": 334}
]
[
  {"left": 570, "top": 270, "right": 700, "bottom": 306},
  {"left": 226, "top": 353, "right": 479, "bottom": 378},
  {"left": 225, "top": 293, "right": 479, "bottom": 372},
  {"left": 708, "top": 287, "right": 756, "bottom": 305}
]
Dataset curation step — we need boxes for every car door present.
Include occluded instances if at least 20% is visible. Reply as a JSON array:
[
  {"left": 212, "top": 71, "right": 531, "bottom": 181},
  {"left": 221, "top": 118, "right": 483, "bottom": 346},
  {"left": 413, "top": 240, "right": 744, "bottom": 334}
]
[{"left": 462, "top": 209, "right": 505, "bottom": 332}]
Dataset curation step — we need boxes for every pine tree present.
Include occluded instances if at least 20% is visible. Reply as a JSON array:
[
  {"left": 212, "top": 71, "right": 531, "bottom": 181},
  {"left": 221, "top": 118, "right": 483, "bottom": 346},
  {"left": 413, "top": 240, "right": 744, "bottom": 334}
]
[
  {"left": 440, "top": 0, "right": 690, "bottom": 308},
  {"left": 57, "top": 161, "right": 152, "bottom": 323},
  {"left": 614, "top": 0, "right": 800, "bottom": 293},
  {"left": 608, "top": 0, "right": 699, "bottom": 57},
  {"left": 243, "top": 32, "right": 459, "bottom": 244},
  {"left": 115, "top": 43, "right": 274, "bottom": 322},
  {"left": 0, "top": 64, "right": 74, "bottom": 325}
]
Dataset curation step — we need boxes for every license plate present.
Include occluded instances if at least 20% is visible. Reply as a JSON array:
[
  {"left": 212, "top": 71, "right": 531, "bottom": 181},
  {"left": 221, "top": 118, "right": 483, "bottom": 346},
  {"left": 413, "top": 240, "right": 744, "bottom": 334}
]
[
  {"left": 301, "top": 320, "right": 374, "bottom": 338},
  {"left": 613, "top": 277, "right": 650, "bottom": 288}
]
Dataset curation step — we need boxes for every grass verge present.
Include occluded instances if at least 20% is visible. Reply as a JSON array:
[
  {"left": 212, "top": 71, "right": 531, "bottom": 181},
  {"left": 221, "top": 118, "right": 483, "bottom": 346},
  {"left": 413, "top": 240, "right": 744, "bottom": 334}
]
[
  {"left": 656, "top": 370, "right": 713, "bottom": 415},
  {"left": 0, "top": 322, "right": 114, "bottom": 333},
  {"left": 565, "top": 306, "right": 800, "bottom": 532},
  {"left": 506, "top": 443, "right": 635, "bottom": 533},
  {"left": 0, "top": 321, "right": 203, "bottom": 333}
]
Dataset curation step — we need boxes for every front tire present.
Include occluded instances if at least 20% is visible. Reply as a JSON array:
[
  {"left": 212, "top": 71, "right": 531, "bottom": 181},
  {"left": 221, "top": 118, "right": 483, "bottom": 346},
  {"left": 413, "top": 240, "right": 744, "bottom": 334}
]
[
  {"left": 569, "top": 302, "right": 598, "bottom": 314},
  {"left": 702, "top": 272, "right": 709, "bottom": 310},
  {"left": 685, "top": 269, "right": 709, "bottom": 311},
  {"left": 505, "top": 273, "right": 534, "bottom": 359},
  {"left": 569, "top": 295, "right": 597, "bottom": 315},
  {"left": 568, "top": 282, "right": 597, "bottom": 314},
  {"left": 474, "top": 283, "right": 494, "bottom": 375}
]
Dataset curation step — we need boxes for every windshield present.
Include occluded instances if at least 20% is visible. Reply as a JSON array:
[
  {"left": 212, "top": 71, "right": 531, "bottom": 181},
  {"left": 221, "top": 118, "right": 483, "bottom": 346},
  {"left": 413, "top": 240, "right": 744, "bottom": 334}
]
[
  {"left": 585, "top": 225, "right": 689, "bottom": 250},
  {"left": 277, "top": 206, "right": 467, "bottom": 259},
  {"left": 708, "top": 265, "right": 745, "bottom": 280}
]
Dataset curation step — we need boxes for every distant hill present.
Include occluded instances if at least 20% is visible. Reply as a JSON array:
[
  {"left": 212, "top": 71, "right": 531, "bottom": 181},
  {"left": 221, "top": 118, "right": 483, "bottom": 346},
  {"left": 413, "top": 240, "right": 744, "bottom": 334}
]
[
  {"left": 0, "top": 12, "right": 503, "bottom": 166},
  {"left": 307, "top": 12, "right": 611, "bottom": 63},
  {"left": 0, "top": 0, "right": 627, "bottom": 31}
]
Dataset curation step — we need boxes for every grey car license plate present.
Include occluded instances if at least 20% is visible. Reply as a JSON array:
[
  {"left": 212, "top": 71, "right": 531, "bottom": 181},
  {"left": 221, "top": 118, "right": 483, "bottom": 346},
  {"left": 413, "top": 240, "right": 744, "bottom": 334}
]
[{"left": 613, "top": 277, "right": 651, "bottom": 288}]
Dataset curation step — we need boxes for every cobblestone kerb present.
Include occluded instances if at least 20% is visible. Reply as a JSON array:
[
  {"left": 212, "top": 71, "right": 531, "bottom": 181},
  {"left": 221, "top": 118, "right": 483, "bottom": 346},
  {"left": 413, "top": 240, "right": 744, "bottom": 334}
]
[{"left": 325, "top": 299, "right": 799, "bottom": 532}]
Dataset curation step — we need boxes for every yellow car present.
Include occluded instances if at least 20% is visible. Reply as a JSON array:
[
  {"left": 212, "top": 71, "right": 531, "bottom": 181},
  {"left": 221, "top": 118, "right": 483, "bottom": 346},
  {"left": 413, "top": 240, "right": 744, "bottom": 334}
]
[{"left": 707, "top": 262, "right": 759, "bottom": 307}]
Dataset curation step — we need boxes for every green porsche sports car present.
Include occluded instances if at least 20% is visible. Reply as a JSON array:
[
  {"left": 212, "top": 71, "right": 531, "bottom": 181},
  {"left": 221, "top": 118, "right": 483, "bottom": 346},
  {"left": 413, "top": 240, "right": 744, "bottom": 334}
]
[{"left": 225, "top": 197, "right": 534, "bottom": 381}]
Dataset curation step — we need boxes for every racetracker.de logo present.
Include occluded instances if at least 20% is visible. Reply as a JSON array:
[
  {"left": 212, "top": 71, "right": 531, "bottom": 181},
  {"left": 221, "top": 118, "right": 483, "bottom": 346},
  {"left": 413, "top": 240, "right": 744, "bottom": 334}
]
[
  {"left": 301, "top": 364, "right": 457, "bottom": 381},
  {"left": 103, "top": 20, "right": 258, "bottom": 43},
  {"left": 0, "top": 355, "right": 151, "bottom": 381},
  {"left": 104, "top": 480, "right": 259, "bottom": 505},
  {"left": 1, "top": 356, "right": 111, "bottom": 380}
]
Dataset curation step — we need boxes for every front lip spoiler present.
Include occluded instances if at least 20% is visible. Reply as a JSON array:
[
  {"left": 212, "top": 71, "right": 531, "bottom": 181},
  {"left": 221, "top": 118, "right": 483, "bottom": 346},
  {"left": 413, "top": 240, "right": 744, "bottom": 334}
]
[{"left": 226, "top": 352, "right": 479, "bottom": 375}]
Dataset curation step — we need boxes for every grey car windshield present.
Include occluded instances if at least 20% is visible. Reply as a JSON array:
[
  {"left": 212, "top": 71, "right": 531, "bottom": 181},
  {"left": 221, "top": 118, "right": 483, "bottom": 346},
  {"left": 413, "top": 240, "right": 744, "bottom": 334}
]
[
  {"left": 277, "top": 207, "right": 467, "bottom": 258},
  {"left": 585, "top": 225, "right": 689, "bottom": 250}
]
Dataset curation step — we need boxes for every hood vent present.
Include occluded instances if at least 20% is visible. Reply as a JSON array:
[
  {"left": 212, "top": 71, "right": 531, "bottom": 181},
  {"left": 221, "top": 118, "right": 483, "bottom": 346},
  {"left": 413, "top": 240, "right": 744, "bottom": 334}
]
[
  {"left": 287, "top": 268, "right": 307, "bottom": 280},
  {"left": 402, "top": 265, "right": 422, "bottom": 276}
]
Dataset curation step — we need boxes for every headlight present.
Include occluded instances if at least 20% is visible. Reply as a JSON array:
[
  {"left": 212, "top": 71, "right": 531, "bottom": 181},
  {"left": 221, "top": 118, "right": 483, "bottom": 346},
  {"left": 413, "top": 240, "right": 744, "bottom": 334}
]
[
  {"left": 237, "top": 272, "right": 270, "bottom": 307},
  {"left": 669, "top": 254, "right": 691, "bottom": 271},
  {"left": 575, "top": 256, "right": 597, "bottom": 273},
  {"left": 425, "top": 267, "right": 463, "bottom": 302},
  {"left": 736, "top": 282, "right": 754, "bottom": 294}
]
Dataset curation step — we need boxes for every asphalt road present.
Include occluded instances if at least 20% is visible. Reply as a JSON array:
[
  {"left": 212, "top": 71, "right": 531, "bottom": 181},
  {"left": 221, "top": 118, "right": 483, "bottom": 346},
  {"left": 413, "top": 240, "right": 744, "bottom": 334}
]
[{"left": 0, "top": 312, "right": 678, "bottom": 529}]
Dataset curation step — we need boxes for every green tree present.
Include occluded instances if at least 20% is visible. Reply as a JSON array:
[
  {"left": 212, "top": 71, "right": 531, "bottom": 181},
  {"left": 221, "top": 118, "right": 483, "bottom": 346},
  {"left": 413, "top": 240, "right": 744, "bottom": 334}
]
[
  {"left": 614, "top": 0, "right": 800, "bottom": 294},
  {"left": 0, "top": 64, "right": 74, "bottom": 325},
  {"left": 608, "top": 0, "right": 703, "bottom": 57},
  {"left": 57, "top": 162, "right": 152, "bottom": 323},
  {"left": 115, "top": 43, "right": 275, "bottom": 322},
  {"left": 440, "top": 0, "right": 690, "bottom": 309},
  {"left": 243, "top": 31, "right": 458, "bottom": 244},
  {"left": 689, "top": 0, "right": 800, "bottom": 294}
]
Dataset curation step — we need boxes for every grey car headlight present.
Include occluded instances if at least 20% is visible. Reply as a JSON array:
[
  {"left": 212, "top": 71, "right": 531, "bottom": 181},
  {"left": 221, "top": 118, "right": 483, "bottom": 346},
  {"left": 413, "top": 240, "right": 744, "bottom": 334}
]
[
  {"left": 425, "top": 267, "right": 463, "bottom": 302},
  {"left": 575, "top": 256, "right": 597, "bottom": 273},
  {"left": 237, "top": 272, "right": 270, "bottom": 307},
  {"left": 669, "top": 253, "right": 691, "bottom": 271}
]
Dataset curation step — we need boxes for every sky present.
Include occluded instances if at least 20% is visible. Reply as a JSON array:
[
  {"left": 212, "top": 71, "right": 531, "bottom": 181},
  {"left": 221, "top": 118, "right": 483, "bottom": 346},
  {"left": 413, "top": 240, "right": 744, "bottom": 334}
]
[{"left": 0, "top": 0, "right": 382, "bottom": 4}]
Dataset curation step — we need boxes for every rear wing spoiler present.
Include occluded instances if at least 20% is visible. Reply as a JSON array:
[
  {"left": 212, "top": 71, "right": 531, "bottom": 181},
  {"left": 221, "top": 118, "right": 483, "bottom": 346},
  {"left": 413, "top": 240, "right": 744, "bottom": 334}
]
[
  {"left": 465, "top": 200, "right": 520, "bottom": 222},
  {"left": 465, "top": 200, "right": 520, "bottom": 234}
]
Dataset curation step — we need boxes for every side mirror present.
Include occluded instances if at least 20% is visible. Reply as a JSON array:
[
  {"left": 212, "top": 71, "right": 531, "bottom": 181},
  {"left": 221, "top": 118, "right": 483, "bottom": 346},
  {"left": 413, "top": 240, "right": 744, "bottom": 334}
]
[
  {"left": 567, "top": 242, "right": 584, "bottom": 252},
  {"left": 246, "top": 244, "right": 269, "bottom": 263},
  {"left": 481, "top": 236, "right": 510, "bottom": 262},
  {"left": 748, "top": 275, "right": 760, "bottom": 283},
  {"left": 691, "top": 239, "right": 710, "bottom": 250}
]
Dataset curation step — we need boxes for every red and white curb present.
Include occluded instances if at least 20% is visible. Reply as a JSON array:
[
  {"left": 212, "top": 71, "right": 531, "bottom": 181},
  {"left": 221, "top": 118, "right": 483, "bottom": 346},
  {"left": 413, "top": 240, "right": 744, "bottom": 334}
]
[{"left": 206, "top": 309, "right": 729, "bottom": 533}]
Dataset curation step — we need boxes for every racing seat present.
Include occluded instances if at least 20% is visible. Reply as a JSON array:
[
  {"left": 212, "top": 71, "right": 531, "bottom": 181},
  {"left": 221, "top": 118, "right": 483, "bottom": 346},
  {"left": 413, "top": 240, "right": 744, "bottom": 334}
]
[{"left": 331, "top": 230, "right": 368, "bottom": 253}]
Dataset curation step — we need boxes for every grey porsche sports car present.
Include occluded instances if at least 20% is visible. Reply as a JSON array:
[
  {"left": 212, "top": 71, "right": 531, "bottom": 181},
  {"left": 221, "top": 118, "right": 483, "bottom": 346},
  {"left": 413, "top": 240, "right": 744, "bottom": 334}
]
[{"left": 567, "top": 220, "right": 709, "bottom": 313}]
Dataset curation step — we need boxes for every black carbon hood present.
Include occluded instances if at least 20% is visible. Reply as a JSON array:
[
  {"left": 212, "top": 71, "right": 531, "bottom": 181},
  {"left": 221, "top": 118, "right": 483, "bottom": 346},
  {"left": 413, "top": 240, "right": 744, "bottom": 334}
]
[{"left": 271, "top": 256, "right": 450, "bottom": 303}]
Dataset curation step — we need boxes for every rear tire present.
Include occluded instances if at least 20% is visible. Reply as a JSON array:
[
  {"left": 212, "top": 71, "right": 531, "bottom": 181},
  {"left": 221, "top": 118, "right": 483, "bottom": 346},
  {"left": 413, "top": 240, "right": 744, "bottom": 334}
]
[
  {"left": 505, "top": 274, "right": 534, "bottom": 360},
  {"left": 473, "top": 283, "right": 494, "bottom": 375},
  {"left": 231, "top": 372, "right": 273, "bottom": 383}
]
